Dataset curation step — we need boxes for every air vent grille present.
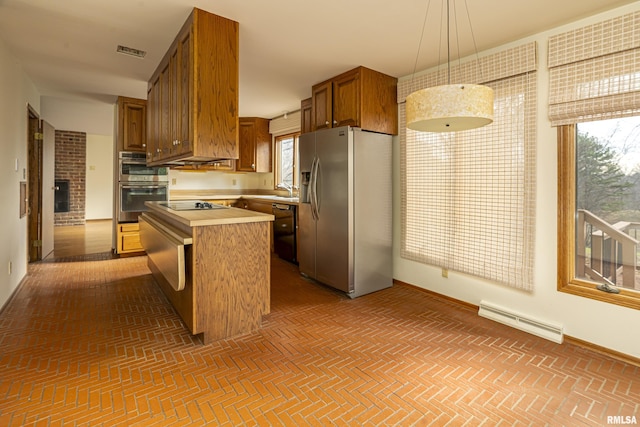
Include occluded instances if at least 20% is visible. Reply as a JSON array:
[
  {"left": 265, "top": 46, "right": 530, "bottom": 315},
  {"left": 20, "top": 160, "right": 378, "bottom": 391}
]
[{"left": 116, "top": 45, "right": 146, "bottom": 58}]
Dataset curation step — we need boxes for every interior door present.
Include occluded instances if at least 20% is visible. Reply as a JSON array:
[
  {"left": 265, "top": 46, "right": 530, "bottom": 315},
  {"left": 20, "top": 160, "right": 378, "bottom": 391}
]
[
  {"left": 27, "top": 108, "right": 41, "bottom": 262},
  {"left": 41, "top": 120, "right": 55, "bottom": 259}
]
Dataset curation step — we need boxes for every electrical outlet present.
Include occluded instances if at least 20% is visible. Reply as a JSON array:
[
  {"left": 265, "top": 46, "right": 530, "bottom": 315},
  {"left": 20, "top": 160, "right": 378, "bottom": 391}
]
[
  {"left": 441, "top": 268, "right": 448, "bottom": 278},
  {"left": 232, "top": 179, "right": 237, "bottom": 186},
  {"left": 171, "top": 178, "right": 177, "bottom": 185}
]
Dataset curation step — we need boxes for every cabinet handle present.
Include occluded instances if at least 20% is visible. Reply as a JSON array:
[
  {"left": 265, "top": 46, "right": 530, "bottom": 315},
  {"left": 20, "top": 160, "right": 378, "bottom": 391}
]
[
  {"left": 333, "top": 120, "right": 338, "bottom": 125},
  {"left": 252, "top": 163, "right": 256, "bottom": 170},
  {"left": 142, "top": 143, "right": 146, "bottom": 147},
  {"left": 325, "top": 121, "right": 330, "bottom": 125},
  {"left": 156, "top": 148, "right": 162, "bottom": 153}
]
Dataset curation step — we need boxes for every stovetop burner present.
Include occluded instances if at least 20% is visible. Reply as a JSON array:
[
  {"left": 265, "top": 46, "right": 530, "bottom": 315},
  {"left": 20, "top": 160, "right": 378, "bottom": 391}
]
[
  {"left": 195, "top": 201, "right": 213, "bottom": 209},
  {"left": 159, "top": 200, "right": 228, "bottom": 211}
]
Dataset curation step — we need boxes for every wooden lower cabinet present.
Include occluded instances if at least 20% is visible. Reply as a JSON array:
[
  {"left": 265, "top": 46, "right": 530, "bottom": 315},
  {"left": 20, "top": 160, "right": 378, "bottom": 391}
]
[{"left": 117, "top": 222, "right": 144, "bottom": 254}]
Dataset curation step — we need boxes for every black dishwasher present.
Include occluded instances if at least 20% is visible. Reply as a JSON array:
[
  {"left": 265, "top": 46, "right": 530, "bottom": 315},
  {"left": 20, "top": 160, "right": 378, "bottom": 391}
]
[{"left": 272, "top": 203, "right": 297, "bottom": 264}]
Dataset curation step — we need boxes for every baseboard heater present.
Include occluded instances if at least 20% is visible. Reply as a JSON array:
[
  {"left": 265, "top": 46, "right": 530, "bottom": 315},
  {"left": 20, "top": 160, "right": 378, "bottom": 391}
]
[{"left": 478, "top": 300, "right": 564, "bottom": 344}]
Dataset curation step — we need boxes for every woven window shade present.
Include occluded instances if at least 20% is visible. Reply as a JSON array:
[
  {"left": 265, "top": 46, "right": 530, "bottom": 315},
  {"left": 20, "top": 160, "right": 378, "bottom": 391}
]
[
  {"left": 269, "top": 111, "right": 301, "bottom": 135},
  {"left": 399, "top": 42, "right": 537, "bottom": 291},
  {"left": 548, "top": 11, "right": 640, "bottom": 126}
]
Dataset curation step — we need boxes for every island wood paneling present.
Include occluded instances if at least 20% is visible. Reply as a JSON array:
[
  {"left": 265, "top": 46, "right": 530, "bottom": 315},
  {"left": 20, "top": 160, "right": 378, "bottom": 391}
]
[
  {"left": 193, "top": 221, "right": 270, "bottom": 343},
  {"left": 147, "top": 217, "right": 270, "bottom": 343}
]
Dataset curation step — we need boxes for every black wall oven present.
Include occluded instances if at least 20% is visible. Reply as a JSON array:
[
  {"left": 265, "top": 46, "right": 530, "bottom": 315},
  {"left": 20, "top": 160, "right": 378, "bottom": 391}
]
[{"left": 117, "top": 152, "right": 169, "bottom": 222}]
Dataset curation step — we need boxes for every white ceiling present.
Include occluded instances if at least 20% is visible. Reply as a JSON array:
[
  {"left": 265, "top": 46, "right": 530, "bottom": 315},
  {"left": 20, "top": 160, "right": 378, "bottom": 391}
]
[{"left": 0, "top": 0, "right": 637, "bottom": 119}]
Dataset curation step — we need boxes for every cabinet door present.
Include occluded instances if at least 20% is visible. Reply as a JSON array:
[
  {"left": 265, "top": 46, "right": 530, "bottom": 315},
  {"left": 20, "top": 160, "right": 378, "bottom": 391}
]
[
  {"left": 177, "top": 28, "right": 192, "bottom": 155},
  {"left": 311, "top": 80, "right": 332, "bottom": 131},
  {"left": 158, "top": 60, "right": 171, "bottom": 161},
  {"left": 121, "top": 99, "right": 146, "bottom": 152},
  {"left": 237, "top": 119, "right": 257, "bottom": 171},
  {"left": 332, "top": 69, "right": 360, "bottom": 128},
  {"left": 169, "top": 48, "right": 180, "bottom": 157},
  {"left": 301, "top": 97, "right": 312, "bottom": 134},
  {"left": 147, "top": 77, "right": 161, "bottom": 163}
]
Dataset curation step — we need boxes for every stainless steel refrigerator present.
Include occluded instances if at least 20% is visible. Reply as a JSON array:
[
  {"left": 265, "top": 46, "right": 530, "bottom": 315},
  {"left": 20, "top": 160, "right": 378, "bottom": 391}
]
[{"left": 298, "top": 126, "right": 392, "bottom": 298}]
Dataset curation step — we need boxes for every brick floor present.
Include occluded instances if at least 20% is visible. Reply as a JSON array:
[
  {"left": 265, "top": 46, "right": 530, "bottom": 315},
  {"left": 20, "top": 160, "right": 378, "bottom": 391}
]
[{"left": 0, "top": 253, "right": 638, "bottom": 426}]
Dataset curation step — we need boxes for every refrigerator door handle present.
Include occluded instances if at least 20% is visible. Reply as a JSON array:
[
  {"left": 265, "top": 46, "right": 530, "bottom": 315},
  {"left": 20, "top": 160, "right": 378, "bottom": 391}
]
[
  {"left": 308, "top": 157, "right": 316, "bottom": 220},
  {"left": 311, "top": 156, "right": 320, "bottom": 219}
]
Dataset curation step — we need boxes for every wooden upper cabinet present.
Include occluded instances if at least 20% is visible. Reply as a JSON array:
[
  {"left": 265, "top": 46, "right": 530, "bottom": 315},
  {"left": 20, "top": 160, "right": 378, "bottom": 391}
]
[
  {"left": 237, "top": 117, "right": 271, "bottom": 172},
  {"left": 311, "top": 81, "right": 332, "bottom": 131},
  {"left": 311, "top": 66, "right": 398, "bottom": 135},
  {"left": 332, "top": 70, "right": 360, "bottom": 128},
  {"left": 301, "top": 97, "right": 312, "bottom": 134},
  {"left": 147, "top": 8, "right": 239, "bottom": 165},
  {"left": 117, "top": 97, "right": 147, "bottom": 152}
]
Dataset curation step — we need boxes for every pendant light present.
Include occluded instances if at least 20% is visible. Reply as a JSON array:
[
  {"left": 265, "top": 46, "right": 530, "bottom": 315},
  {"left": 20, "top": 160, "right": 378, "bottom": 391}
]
[{"left": 406, "top": 0, "right": 494, "bottom": 133}]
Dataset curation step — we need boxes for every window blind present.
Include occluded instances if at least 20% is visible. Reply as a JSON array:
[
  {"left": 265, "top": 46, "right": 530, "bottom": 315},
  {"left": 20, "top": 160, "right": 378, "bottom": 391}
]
[
  {"left": 548, "top": 11, "right": 640, "bottom": 126},
  {"left": 269, "top": 110, "right": 301, "bottom": 136},
  {"left": 398, "top": 42, "right": 537, "bottom": 291}
]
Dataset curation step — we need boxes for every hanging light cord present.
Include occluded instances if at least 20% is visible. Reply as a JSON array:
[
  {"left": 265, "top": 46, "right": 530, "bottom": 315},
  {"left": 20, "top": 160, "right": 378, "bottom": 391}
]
[
  {"left": 410, "top": 0, "right": 432, "bottom": 89},
  {"left": 412, "top": 0, "right": 485, "bottom": 86},
  {"left": 462, "top": 0, "right": 485, "bottom": 83},
  {"left": 446, "top": 0, "right": 451, "bottom": 85}
]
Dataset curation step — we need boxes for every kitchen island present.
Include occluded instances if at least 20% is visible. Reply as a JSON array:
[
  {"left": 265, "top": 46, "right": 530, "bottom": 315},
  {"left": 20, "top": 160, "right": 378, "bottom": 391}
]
[{"left": 140, "top": 201, "right": 274, "bottom": 344}]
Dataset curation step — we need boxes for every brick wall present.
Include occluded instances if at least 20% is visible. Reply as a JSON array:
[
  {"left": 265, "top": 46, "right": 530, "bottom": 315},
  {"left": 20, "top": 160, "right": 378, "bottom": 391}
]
[{"left": 55, "top": 130, "right": 86, "bottom": 226}]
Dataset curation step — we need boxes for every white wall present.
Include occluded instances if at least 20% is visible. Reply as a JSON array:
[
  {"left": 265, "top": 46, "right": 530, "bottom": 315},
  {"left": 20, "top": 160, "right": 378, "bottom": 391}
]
[
  {"left": 393, "top": 2, "right": 640, "bottom": 359},
  {"left": 41, "top": 96, "right": 115, "bottom": 136},
  {"left": 85, "top": 134, "right": 114, "bottom": 220},
  {"left": 0, "top": 38, "right": 41, "bottom": 309}
]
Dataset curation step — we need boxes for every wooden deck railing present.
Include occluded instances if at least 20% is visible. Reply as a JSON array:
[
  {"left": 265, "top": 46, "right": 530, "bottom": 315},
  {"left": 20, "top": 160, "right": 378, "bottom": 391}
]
[{"left": 577, "top": 209, "right": 639, "bottom": 290}]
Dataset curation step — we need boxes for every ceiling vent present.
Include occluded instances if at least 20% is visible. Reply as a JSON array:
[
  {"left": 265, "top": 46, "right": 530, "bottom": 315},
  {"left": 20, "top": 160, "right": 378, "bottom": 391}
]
[{"left": 116, "top": 45, "right": 146, "bottom": 58}]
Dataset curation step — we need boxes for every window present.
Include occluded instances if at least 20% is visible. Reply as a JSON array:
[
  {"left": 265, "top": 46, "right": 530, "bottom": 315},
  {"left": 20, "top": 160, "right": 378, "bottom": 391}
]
[
  {"left": 399, "top": 43, "right": 537, "bottom": 291},
  {"left": 274, "top": 133, "right": 299, "bottom": 190},
  {"left": 551, "top": 10, "right": 640, "bottom": 309},
  {"left": 557, "top": 120, "right": 640, "bottom": 310}
]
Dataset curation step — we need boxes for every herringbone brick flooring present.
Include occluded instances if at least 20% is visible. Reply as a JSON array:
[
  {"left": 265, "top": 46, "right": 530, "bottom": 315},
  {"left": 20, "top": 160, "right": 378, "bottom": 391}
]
[{"left": 0, "top": 253, "right": 638, "bottom": 426}]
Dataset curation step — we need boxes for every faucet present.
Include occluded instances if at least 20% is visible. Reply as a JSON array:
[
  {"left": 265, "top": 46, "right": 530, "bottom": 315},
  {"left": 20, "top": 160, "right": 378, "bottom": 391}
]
[{"left": 276, "top": 182, "right": 294, "bottom": 197}]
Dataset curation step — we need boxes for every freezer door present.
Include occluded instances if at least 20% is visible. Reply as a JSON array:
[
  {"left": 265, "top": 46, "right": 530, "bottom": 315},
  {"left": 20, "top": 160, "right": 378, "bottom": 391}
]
[
  {"left": 315, "top": 127, "right": 352, "bottom": 293},
  {"left": 297, "top": 132, "right": 316, "bottom": 278}
]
